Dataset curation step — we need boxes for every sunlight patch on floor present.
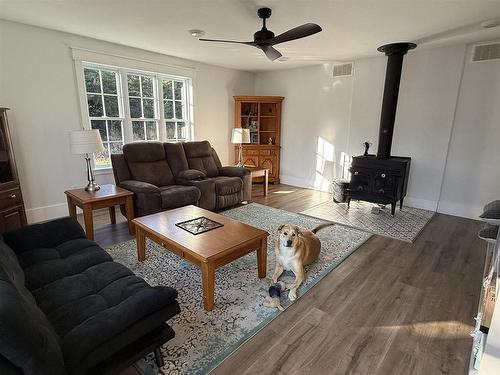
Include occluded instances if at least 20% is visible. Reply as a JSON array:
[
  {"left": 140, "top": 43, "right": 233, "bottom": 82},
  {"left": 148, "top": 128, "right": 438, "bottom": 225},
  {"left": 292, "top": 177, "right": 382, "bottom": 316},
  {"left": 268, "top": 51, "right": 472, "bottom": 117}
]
[{"left": 273, "top": 190, "right": 295, "bottom": 194}]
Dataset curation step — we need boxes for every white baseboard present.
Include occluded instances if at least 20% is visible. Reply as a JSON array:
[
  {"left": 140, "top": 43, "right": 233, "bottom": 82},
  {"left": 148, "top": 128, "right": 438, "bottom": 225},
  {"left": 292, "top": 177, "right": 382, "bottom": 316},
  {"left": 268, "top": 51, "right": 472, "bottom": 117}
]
[
  {"left": 436, "top": 200, "right": 482, "bottom": 220},
  {"left": 26, "top": 202, "right": 69, "bottom": 224},
  {"left": 404, "top": 197, "right": 438, "bottom": 211},
  {"left": 280, "top": 174, "right": 314, "bottom": 190}
]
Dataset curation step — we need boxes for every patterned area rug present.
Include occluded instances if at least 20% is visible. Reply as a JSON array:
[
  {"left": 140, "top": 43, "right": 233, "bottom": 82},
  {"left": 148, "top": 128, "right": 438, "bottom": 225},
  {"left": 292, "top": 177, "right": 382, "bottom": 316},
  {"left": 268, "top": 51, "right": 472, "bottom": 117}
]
[
  {"left": 106, "top": 203, "right": 371, "bottom": 375},
  {"left": 301, "top": 200, "right": 435, "bottom": 242}
]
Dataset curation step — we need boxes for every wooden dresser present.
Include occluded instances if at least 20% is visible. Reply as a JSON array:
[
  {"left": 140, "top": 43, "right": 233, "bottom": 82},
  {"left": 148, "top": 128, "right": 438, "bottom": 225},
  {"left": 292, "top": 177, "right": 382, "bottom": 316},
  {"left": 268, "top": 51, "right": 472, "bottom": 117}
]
[
  {"left": 234, "top": 96, "right": 284, "bottom": 183},
  {"left": 0, "top": 108, "right": 27, "bottom": 233}
]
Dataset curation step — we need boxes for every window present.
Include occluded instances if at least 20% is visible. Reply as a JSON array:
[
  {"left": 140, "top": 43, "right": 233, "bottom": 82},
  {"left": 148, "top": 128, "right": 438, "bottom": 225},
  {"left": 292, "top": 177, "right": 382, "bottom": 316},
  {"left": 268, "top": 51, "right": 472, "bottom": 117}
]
[{"left": 81, "top": 63, "right": 192, "bottom": 169}]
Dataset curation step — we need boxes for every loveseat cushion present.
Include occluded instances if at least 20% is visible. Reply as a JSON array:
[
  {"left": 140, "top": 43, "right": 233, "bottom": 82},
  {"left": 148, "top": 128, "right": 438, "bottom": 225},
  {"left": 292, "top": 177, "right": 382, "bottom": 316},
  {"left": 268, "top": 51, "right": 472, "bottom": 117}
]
[
  {"left": 213, "top": 176, "right": 243, "bottom": 196},
  {"left": 183, "top": 141, "right": 220, "bottom": 177},
  {"left": 0, "top": 245, "right": 66, "bottom": 375},
  {"left": 123, "top": 142, "right": 175, "bottom": 187},
  {"left": 160, "top": 185, "right": 200, "bottom": 209}
]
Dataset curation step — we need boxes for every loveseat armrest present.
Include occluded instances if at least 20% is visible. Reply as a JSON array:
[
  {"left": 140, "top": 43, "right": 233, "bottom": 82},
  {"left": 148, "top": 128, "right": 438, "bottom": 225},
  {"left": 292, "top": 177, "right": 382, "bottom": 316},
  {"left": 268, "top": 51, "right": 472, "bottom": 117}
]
[
  {"left": 218, "top": 166, "right": 250, "bottom": 178},
  {"left": 176, "top": 169, "right": 207, "bottom": 181},
  {"left": 2, "top": 217, "right": 86, "bottom": 254},
  {"left": 120, "top": 180, "right": 161, "bottom": 194}
]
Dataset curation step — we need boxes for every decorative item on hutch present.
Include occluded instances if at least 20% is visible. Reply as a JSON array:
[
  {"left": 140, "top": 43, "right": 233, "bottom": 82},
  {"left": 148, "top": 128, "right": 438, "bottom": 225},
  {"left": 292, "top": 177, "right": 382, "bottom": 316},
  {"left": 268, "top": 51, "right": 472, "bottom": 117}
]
[{"left": 233, "top": 96, "right": 283, "bottom": 183}]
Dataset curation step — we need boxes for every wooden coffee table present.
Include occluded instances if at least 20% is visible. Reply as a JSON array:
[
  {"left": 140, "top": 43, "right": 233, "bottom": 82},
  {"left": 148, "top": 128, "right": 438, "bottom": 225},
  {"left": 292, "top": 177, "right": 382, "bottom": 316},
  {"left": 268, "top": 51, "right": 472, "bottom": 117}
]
[{"left": 133, "top": 205, "right": 269, "bottom": 311}]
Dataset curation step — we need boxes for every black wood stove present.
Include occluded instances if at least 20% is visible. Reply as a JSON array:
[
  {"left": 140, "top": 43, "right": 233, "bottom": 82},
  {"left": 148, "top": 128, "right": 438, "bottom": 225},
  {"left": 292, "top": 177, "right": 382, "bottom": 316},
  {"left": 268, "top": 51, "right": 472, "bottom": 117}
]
[{"left": 347, "top": 42, "right": 416, "bottom": 215}]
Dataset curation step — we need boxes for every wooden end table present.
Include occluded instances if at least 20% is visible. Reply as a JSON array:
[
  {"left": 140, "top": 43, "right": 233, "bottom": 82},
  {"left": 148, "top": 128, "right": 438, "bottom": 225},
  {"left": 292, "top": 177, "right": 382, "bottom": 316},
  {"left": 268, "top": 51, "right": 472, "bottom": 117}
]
[
  {"left": 133, "top": 205, "right": 269, "bottom": 311},
  {"left": 245, "top": 166, "right": 269, "bottom": 196},
  {"left": 65, "top": 184, "right": 134, "bottom": 240}
]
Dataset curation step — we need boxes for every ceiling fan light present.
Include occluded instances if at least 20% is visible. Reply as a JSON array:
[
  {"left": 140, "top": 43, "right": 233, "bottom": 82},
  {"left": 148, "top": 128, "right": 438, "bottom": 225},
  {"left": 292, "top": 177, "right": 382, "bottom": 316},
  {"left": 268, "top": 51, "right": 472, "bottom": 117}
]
[{"left": 189, "top": 29, "right": 205, "bottom": 38}]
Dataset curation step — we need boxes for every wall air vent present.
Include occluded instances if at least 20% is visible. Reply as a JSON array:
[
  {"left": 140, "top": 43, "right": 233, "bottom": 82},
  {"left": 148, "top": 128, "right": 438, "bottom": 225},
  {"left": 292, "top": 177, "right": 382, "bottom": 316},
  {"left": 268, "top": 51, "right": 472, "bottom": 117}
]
[
  {"left": 332, "top": 63, "right": 353, "bottom": 77},
  {"left": 472, "top": 43, "right": 500, "bottom": 62}
]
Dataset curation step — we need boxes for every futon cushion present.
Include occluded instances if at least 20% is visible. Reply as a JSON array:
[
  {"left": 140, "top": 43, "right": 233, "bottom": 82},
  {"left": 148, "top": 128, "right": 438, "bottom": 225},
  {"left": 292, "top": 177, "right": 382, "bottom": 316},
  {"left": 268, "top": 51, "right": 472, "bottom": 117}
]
[
  {"left": 183, "top": 141, "right": 220, "bottom": 177},
  {"left": 123, "top": 142, "right": 175, "bottom": 187},
  {"left": 0, "top": 247, "right": 66, "bottom": 375},
  {"left": 480, "top": 200, "right": 500, "bottom": 224},
  {"left": 2, "top": 217, "right": 180, "bottom": 373},
  {"left": 212, "top": 176, "right": 243, "bottom": 196},
  {"left": 160, "top": 185, "right": 200, "bottom": 209}
]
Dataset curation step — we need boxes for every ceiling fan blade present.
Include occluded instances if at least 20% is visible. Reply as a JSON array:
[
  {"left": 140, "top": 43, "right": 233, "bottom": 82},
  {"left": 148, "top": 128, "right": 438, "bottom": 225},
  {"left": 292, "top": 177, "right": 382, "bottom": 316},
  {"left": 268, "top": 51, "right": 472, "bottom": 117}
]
[
  {"left": 199, "top": 38, "right": 255, "bottom": 45},
  {"left": 268, "top": 23, "right": 322, "bottom": 45},
  {"left": 261, "top": 45, "right": 282, "bottom": 61}
]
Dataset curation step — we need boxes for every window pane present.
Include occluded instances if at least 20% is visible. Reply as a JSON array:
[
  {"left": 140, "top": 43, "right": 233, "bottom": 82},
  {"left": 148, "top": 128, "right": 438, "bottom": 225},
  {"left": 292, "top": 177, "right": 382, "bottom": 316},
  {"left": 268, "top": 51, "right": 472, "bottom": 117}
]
[
  {"left": 91, "top": 120, "right": 107, "bottom": 141},
  {"left": 175, "top": 101, "right": 183, "bottom": 119},
  {"left": 132, "top": 121, "right": 145, "bottom": 141},
  {"left": 142, "top": 76, "right": 153, "bottom": 97},
  {"left": 101, "top": 71, "right": 117, "bottom": 94},
  {"left": 177, "top": 122, "right": 186, "bottom": 140},
  {"left": 143, "top": 99, "right": 154, "bottom": 118},
  {"left": 84, "top": 68, "right": 101, "bottom": 93},
  {"left": 174, "top": 81, "right": 183, "bottom": 100},
  {"left": 166, "top": 121, "right": 175, "bottom": 139},
  {"left": 104, "top": 96, "right": 119, "bottom": 117},
  {"left": 127, "top": 75, "right": 140, "bottom": 96},
  {"left": 129, "top": 97, "right": 142, "bottom": 118},
  {"left": 163, "top": 80, "right": 173, "bottom": 99},
  {"left": 110, "top": 142, "right": 123, "bottom": 154},
  {"left": 146, "top": 121, "right": 158, "bottom": 140},
  {"left": 87, "top": 94, "right": 103, "bottom": 117},
  {"left": 94, "top": 146, "right": 110, "bottom": 168},
  {"left": 164, "top": 100, "right": 173, "bottom": 119},
  {"left": 108, "top": 120, "right": 123, "bottom": 141}
]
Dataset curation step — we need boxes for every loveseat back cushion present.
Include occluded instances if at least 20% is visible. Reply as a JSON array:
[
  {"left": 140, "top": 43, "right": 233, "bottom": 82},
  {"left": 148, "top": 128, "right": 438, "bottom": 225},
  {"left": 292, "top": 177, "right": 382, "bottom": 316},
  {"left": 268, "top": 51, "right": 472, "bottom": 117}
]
[
  {"left": 0, "top": 254, "right": 66, "bottom": 375},
  {"left": 183, "top": 141, "right": 220, "bottom": 178},
  {"left": 123, "top": 142, "right": 175, "bottom": 187},
  {"left": 164, "top": 142, "right": 190, "bottom": 176}
]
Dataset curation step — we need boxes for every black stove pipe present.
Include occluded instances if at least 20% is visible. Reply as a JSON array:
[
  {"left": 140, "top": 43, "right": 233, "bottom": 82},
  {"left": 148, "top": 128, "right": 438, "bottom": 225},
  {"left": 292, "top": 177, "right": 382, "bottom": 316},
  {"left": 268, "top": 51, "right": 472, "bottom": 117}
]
[{"left": 376, "top": 42, "right": 416, "bottom": 159}]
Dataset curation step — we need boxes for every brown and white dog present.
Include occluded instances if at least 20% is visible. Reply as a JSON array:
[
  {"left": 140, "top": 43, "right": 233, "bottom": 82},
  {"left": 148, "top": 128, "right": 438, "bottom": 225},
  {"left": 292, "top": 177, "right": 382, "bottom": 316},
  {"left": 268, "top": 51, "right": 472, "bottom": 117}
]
[{"left": 272, "top": 223, "right": 333, "bottom": 301}]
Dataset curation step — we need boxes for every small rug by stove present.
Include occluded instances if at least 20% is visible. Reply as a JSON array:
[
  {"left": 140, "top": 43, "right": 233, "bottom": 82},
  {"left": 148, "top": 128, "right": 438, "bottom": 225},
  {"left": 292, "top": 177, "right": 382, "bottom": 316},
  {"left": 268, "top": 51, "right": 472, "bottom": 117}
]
[
  {"left": 301, "top": 200, "right": 434, "bottom": 242},
  {"left": 106, "top": 203, "right": 371, "bottom": 375}
]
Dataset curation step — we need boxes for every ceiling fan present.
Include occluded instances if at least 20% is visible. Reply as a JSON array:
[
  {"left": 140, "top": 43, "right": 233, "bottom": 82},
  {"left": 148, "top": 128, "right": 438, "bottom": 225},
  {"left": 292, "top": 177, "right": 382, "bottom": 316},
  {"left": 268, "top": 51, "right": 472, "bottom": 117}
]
[{"left": 199, "top": 7, "right": 322, "bottom": 61}]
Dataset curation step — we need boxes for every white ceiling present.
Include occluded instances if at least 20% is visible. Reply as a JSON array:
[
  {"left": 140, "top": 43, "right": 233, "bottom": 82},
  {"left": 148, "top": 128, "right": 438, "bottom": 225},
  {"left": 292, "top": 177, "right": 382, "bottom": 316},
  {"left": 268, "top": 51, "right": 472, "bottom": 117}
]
[{"left": 1, "top": 0, "right": 500, "bottom": 72}]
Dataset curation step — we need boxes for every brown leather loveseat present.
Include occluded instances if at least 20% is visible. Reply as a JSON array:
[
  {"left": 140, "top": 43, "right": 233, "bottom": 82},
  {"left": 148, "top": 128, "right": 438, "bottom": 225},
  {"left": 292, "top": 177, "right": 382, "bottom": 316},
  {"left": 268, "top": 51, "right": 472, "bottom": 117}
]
[{"left": 111, "top": 141, "right": 251, "bottom": 217}]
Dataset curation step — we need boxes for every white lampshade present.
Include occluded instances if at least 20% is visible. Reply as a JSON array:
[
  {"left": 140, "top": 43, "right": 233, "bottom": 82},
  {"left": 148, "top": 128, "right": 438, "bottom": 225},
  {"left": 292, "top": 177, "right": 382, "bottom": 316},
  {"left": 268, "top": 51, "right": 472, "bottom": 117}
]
[
  {"left": 69, "top": 129, "right": 105, "bottom": 155},
  {"left": 231, "top": 128, "right": 250, "bottom": 144}
]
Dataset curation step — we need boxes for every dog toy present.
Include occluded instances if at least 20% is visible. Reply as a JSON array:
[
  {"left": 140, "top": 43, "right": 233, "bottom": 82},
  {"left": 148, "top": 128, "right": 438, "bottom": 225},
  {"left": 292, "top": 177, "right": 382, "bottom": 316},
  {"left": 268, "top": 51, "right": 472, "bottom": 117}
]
[{"left": 264, "top": 281, "right": 286, "bottom": 311}]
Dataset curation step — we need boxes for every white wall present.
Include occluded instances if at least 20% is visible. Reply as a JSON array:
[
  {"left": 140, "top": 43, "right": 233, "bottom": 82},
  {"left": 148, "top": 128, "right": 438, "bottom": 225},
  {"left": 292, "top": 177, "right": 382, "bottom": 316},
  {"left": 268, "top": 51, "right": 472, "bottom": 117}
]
[
  {"left": 255, "top": 43, "right": 500, "bottom": 218},
  {"left": 251, "top": 64, "right": 354, "bottom": 189},
  {"left": 0, "top": 20, "right": 254, "bottom": 222},
  {"left": 438, "top": 45, "right": 500, "bottom": 218}
]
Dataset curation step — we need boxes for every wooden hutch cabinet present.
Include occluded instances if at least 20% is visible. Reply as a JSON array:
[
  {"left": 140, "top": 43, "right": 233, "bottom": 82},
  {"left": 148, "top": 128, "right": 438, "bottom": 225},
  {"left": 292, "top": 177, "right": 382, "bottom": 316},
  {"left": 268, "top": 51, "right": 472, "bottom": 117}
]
[
  {"left": 0, "top": 108, "right": 27, "bottom": 233},
  {"left": 234, "top": 96, "right": 284, "bottom": 183}
]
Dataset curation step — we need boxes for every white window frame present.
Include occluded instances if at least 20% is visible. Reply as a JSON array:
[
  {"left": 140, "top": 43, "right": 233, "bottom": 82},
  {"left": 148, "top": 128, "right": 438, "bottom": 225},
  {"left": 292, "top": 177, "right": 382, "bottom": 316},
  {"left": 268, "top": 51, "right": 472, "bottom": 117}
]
[{"left": 72, "top": 47, "right": 196, "bottom": 170}]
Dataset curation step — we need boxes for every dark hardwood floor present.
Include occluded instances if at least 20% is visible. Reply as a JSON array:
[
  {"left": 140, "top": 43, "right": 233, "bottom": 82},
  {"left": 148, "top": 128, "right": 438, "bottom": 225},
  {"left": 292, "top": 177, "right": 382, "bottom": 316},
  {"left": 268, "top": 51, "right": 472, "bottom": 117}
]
[{"left": 83, "top": 184, "right": 484, "bottom": 375}]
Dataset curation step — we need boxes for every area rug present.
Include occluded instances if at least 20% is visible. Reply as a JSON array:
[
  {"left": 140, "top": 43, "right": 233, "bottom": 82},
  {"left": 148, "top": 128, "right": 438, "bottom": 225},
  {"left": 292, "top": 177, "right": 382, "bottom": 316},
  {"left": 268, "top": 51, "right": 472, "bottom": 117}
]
[
  {"left": 301, "top": 200, "right": 435, "bottom": 242},
  {"left": 106, "top": 203, "right": 371, "bottom": 375}
]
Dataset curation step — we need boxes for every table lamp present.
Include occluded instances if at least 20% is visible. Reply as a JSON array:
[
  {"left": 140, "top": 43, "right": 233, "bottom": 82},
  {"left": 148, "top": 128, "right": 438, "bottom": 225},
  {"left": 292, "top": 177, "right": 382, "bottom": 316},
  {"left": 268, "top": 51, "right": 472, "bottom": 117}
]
[
  {"left": 231, "top": 128, "right": 250, "bottom": 167},
  {"left": 70, "top": 129, "right": 105, "bottom": 192}
]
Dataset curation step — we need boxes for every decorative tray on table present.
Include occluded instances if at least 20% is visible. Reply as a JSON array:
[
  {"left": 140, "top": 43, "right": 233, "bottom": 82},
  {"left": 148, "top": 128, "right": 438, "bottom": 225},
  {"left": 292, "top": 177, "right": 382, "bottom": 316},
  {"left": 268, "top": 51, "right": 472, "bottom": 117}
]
[{"left": 175, "top": 216, "right": 224, "bottom": 235}]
